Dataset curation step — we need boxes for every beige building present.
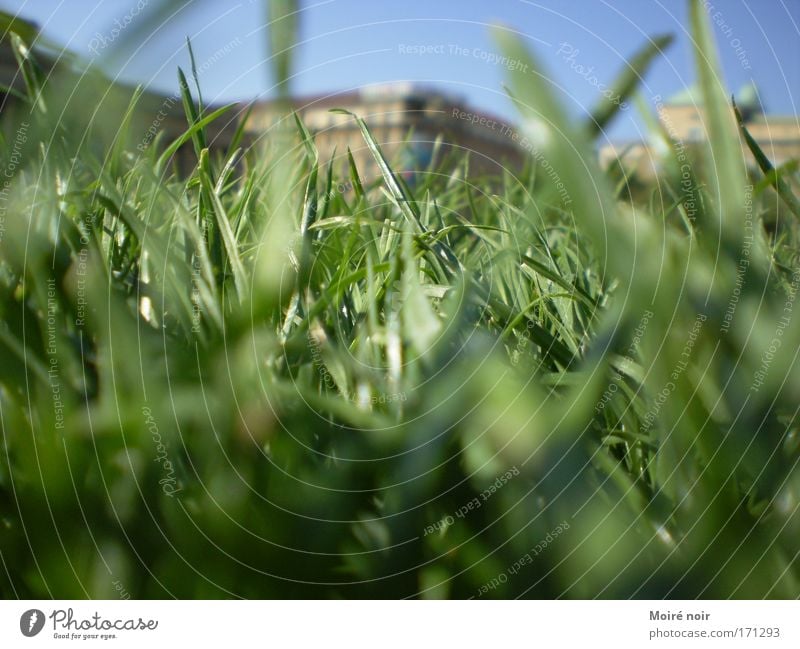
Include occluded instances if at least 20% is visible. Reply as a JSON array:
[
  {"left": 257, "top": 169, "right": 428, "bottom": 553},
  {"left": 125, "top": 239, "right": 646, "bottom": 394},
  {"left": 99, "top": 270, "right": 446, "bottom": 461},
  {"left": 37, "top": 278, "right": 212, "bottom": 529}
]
[
  {"left": 600, "top": 82, "right": 800, "bottom": 175},
  {"left": 243, "top": 83, "right": 524, "bottom": 182}
]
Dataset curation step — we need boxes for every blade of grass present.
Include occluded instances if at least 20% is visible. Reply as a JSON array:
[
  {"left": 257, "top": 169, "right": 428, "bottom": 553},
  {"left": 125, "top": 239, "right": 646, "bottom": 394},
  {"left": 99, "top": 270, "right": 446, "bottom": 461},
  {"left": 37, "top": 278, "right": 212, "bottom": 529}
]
[
  {"left": 198, "top": 148, "right": 247, "bottom": 301},
  {"left": 690, "top": 0, "right": 746, "bottom": 248},
  {"left": 733, "top": 100, "right": 800, "bottom": 220},
  {"left": 587, "top": 34, "right": 674, "bottom": 138},
  {"left": 155, "top": 103, "right": 236, "bottom": 174}
]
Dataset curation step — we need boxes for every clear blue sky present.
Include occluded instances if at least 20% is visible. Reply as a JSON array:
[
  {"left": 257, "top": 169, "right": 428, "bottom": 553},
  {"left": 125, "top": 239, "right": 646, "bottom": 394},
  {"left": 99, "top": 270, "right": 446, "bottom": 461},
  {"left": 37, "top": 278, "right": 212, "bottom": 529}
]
[{"left": 2, "top": 0, "right": 798, "bottom": 140}]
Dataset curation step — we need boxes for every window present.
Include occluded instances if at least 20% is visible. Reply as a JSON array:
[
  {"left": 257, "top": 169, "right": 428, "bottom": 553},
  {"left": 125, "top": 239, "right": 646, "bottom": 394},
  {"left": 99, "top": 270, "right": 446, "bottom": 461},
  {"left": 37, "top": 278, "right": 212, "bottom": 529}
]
[{"left": 405, "top": 97, "right": 425, "bottom": 113}]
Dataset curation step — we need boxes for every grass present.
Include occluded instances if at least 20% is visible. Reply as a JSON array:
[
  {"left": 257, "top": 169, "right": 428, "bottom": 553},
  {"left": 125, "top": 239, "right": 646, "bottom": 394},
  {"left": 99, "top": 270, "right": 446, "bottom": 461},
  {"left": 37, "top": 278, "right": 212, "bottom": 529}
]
[{"left": 1, "top": 0, "right": 799, "bottom": 598}]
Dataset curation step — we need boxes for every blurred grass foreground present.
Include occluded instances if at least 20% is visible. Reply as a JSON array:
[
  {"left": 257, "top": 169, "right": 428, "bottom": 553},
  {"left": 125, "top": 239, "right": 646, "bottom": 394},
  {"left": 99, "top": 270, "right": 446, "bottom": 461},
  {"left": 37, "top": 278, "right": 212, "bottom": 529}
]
[{"left": 1, "top": 1, "right": 800, "bottom": 598}]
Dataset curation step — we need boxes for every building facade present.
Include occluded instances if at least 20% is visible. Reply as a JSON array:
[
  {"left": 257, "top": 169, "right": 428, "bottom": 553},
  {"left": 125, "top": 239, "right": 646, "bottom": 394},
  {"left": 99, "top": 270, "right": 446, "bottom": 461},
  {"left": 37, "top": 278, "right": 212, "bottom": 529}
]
[
  {"left": 600, "top": 82, "right": 800, "bottom": 176},
  {"left": 242, "top": 83, "right": 524, "bottom": 182}
]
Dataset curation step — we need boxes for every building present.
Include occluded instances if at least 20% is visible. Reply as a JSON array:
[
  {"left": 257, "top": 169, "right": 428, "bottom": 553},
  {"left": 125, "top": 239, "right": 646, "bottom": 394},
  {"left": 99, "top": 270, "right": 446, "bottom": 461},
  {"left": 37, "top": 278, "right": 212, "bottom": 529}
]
[
  {"left": 599, "top": 82, "right": 800, "bottom": 176},
  {"left": 242, "top": 83, "right": 524, "bottom": 181}
]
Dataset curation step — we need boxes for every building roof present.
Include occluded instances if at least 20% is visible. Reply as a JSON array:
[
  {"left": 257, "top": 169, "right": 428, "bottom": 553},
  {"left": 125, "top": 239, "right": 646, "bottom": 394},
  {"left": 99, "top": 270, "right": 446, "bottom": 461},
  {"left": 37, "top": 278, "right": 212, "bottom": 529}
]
[
  {"left": 736, "top": 81, "right": 761, "bottom": 111},
  {"left": 665, "top": 83, "right": 700, "bottom": 106},
  {"left": 246, "top": 83, "right": 464, "bottom": 115},
  {"left": 664, "top": 81, "right": 763, "bottom": 113}
]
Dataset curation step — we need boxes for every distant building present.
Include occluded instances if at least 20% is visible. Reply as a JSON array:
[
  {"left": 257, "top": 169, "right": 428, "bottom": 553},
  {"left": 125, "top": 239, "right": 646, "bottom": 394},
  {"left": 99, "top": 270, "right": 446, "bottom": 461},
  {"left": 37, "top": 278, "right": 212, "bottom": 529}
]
[
  {"left": 242, "top": 83, "right": 524, "bottom": 181},
  {"left": 599, "top": 82, "right": 800, "bottom": 176}
]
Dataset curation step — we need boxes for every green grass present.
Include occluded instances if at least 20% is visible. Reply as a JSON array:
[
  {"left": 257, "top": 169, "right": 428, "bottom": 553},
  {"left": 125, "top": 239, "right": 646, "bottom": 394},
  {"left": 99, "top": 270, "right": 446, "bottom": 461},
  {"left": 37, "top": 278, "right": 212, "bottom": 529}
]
[{"left": 1, "top": 0, "right": 799, "bottom": 598}]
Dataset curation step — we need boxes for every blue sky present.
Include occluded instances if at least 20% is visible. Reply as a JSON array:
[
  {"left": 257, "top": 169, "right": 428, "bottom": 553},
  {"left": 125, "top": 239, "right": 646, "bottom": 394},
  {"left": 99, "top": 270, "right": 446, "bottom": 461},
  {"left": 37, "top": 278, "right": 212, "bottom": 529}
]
[{"left": 2, "top": 0, "right": 798, "bottom": 140}]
